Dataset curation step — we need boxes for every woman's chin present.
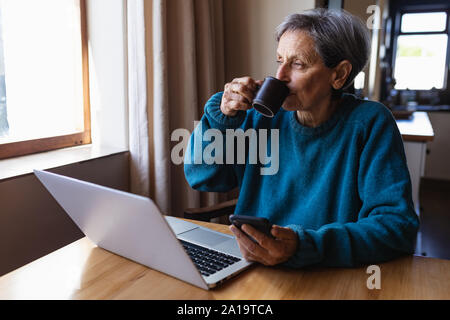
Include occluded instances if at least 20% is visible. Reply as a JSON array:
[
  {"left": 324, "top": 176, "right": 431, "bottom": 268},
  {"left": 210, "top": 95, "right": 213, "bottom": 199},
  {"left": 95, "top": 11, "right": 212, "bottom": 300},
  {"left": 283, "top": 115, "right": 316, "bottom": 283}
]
[
  {"left": 282, "top": 99, "right": 302, "bottom": 111},
  {"left": 282, "top": 105, "right": 298, "bottom": 112}
]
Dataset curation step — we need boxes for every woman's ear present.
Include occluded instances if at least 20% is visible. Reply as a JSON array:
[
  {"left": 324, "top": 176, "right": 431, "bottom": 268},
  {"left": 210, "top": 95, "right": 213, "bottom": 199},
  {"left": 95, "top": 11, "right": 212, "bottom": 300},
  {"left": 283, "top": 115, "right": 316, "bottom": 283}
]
[{"left": 331, "top": 60, "right": 352, "bottom": 90}]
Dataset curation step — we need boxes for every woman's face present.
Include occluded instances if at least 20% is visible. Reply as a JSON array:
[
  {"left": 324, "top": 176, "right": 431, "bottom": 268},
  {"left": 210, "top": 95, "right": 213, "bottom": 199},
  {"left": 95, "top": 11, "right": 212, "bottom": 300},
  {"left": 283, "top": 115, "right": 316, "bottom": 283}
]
[{"left": 276, "top": 30, "right": 334, "bottom": 113}]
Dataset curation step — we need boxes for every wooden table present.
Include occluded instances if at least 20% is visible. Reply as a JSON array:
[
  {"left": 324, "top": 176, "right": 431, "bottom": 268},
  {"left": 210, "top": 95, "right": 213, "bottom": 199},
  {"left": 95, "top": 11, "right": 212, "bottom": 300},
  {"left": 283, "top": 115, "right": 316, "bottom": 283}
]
[{"left": 0, "top": 219, "right": 449, "bottom": 300}]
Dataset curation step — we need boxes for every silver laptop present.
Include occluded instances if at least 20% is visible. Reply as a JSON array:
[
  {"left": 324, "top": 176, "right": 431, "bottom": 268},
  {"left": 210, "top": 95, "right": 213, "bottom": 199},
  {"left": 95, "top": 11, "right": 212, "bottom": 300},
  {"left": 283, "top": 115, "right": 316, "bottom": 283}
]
[{"left": 34, "top": 170, "right": 252, "bottom": 290}]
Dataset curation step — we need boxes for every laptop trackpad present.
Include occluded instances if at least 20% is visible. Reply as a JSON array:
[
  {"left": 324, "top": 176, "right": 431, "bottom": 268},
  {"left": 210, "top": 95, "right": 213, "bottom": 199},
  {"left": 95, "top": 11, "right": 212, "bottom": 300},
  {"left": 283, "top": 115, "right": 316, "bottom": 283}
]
[{"left": 180, "top": 228, "right": 230, "bottom": 247}]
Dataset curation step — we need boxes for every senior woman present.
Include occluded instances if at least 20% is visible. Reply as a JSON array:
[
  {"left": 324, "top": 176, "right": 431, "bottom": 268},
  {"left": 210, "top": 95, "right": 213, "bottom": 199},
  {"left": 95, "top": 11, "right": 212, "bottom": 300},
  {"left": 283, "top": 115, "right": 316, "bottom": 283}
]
[{"left": 184, "top": 8, "right": 419, "bottom": 268}]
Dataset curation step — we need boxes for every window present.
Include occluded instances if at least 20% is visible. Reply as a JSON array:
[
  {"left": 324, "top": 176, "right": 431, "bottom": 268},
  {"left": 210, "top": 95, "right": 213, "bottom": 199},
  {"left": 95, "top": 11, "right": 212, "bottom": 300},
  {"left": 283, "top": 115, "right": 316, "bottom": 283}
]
[
  {"left": 393, "top": 11, "right": 449, "bottom": 90},
  {"left": 0, "top": 0, "right": 90, "bottom": 159},
  {"left": 400, "top": 11, "right": 446, "bottom": 32}
]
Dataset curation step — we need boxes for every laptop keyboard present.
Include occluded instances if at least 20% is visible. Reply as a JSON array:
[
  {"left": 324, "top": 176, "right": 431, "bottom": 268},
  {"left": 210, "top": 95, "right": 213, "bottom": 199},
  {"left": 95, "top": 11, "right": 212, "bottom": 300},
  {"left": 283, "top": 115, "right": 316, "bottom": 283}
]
[{"left": 180, "top": 240, "right": 241, "bottom": 277}]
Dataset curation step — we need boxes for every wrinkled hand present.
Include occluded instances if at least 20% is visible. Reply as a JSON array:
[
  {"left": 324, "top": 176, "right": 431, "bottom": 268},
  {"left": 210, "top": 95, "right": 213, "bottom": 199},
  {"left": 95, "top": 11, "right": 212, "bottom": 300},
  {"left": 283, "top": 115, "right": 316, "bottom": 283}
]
[
  {"left": 220, "top": 76, "right": 263, "bottom": 116},
  {"left": 229, "top": 223, "right": 298, "bottom": 266}
]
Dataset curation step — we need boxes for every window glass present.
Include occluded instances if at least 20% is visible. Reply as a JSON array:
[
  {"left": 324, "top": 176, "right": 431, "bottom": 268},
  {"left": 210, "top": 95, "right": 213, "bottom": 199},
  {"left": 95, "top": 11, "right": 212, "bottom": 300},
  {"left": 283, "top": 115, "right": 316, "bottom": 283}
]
[
  {"left": 0, "top": 0, "right": 84, "bottom": 145},
  {"left": 401, "top": 12, "right": 447, "bottom": 33},
  {"left": 394, "top": 34, "right": 448, "bottom": 90}
]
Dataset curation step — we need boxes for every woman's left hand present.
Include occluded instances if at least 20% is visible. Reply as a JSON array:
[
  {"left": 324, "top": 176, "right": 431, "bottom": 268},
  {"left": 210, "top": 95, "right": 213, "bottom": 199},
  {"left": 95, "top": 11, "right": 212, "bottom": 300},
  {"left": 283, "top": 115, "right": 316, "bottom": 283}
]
[{"left": 229, "top": 223, "right": 298, "bottom": 266}]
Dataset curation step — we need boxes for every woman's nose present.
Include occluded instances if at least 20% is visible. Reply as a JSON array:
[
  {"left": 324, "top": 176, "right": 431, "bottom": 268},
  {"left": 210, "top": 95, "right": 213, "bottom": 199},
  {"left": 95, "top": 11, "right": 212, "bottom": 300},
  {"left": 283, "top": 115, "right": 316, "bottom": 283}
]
[{"left": 276, "top": 63, "right": 290, "bottom": 83}]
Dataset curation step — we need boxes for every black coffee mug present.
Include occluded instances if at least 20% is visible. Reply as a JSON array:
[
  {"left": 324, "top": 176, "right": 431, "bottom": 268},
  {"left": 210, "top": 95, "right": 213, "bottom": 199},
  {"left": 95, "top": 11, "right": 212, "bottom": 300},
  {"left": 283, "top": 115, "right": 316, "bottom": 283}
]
[{"left": 252, "top": 76, "right": 290, "bottom": 117}]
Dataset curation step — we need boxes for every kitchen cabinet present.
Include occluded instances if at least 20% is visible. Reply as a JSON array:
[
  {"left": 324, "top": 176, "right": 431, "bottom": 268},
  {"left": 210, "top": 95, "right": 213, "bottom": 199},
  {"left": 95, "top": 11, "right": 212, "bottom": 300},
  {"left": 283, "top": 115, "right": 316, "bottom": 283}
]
[
  {"left": 396, "top": 112, "right": 434, "bottom": 214},
  {"left": 396, "top": 112, "right": 434, "bottom": 254}
]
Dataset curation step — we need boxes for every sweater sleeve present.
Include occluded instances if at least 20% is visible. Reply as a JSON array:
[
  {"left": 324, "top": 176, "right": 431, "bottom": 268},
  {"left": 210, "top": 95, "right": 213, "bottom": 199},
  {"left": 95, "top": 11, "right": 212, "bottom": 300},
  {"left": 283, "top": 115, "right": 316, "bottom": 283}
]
[
  {"left": 184, "top": 92, "right": 246, "bottom": 192},
  {"left": 283, "top": 106, "right": 420, "bottom": 268}
]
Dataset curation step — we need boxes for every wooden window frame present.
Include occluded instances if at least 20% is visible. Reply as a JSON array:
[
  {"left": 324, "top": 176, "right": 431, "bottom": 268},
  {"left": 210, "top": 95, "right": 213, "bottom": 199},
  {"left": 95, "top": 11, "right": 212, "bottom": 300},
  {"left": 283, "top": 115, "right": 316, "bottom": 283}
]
[{"left": 0, "top": 0, "right": 91, "bottom": 160}]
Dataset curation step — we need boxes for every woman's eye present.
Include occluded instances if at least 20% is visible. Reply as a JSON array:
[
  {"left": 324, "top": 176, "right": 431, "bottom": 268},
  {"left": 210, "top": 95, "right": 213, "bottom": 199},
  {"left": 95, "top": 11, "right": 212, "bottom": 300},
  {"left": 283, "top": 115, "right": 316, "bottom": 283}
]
[{"left": 293, "top": 62, "right": 304, "bottom": 67}]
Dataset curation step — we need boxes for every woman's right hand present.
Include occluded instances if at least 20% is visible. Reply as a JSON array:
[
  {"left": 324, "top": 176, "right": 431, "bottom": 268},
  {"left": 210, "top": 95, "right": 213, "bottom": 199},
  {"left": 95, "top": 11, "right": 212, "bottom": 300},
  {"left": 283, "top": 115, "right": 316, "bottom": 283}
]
[{"left": 220, "top": 76, "right": 263, "bottom": 116}]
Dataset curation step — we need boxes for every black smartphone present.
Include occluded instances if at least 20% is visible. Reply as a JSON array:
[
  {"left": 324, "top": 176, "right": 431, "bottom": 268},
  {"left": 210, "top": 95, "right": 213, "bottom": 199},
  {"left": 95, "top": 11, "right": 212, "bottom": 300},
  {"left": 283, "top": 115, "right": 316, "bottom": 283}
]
[{"left": 229, "top": 214, "right": 274, "bottom": 240}]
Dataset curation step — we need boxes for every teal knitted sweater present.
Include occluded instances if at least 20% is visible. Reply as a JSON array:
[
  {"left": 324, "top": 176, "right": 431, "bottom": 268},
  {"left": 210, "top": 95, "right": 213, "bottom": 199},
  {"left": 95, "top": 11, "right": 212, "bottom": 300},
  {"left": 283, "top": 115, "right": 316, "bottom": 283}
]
[{"left": 184, "top": 92, "right": 419, "bottom": 268}]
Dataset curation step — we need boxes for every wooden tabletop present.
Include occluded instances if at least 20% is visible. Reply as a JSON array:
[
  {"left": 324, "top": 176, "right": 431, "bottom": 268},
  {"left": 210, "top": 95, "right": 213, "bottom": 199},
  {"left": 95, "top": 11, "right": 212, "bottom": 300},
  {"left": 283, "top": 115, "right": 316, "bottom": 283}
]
[
  {"left": 396, "top": 111, "right": 434, "bottom": 142},
  {"left": 0, "top": 219, "right": 449, "bottom": 300}
]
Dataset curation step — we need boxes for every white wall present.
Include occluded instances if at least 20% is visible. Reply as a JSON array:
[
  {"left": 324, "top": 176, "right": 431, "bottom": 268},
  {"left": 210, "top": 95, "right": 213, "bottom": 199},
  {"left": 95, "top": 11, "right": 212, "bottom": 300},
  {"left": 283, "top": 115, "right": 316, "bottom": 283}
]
[
  {"left": 223, "top": 0, "right": 316, "bottom": 82},
  {"left": 86, "top": 0, "right": 129, "bottom": 150}
]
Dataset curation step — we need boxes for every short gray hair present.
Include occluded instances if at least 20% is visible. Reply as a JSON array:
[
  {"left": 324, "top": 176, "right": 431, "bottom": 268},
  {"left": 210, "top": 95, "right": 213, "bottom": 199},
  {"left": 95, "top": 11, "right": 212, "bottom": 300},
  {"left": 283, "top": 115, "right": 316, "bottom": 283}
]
[{"left": 276, "top": 8, "right": 370, "bottom": 90}]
